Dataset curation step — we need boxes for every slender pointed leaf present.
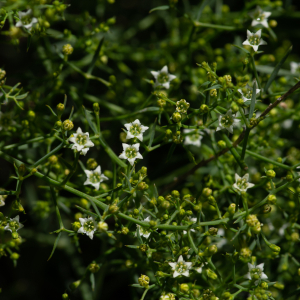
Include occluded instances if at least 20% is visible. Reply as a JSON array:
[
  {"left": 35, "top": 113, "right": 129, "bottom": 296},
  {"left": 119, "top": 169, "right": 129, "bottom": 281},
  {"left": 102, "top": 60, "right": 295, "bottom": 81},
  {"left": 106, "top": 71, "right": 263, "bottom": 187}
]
[
  {"left": 203, "top": 84, "right": 222, "bottom": 92},
  {"left": 90, "top": 273, "right": 95, "bottom": 291},
  {"left": 48, "top": 232, "right": 62, "bottom": 261},
  {"left": 148, "top": 118, "right": 157, "bottom": 147},
  {"left": 82, "top": 106, "right": 98, "bottom": 134},
  {"left": 46, "top": 105, "right": 57, "bottom": 117},
  {"left": 264, "top": 45, "right": 293, "bottom": 93},
  {"left": 88, "top": 37, "right": 104, "bottom": 75},
  {"left": 166, "top": 143, "right": 176, "bottom": 162},
  {"left": 232, "top": 44, "right": 250, "bottom": 54},
  {"left": 149, "top": 5, "right": 169, "bottom": 13},
  {"left": 248, "top": 82, "right": 256, "bottom": 120}
]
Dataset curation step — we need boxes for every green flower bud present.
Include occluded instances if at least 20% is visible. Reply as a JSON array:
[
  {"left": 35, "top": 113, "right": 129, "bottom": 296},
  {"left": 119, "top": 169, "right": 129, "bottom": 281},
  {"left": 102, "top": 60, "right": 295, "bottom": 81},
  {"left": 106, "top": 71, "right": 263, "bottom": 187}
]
[
  {"left": 157, "top": 99, "right": 166, "bottom": 108},
  {"left": 171, "top": 190, "right": 180, "bottom": 198},
  {"left": 108, "top": 204, "right": 119, "bottom": 214},
  {"left": 222, "top": 291, "right": 234, "bottom": 300},
  {"left": 10, "top": 252, "right": 20, "bottom": 260},
  {"left": 165, "top": 129, "right": 172, "bottom": 137},
  {"left": 266, "top": 169, "right": 276, "bottom": 178},
  {"left": 121, "top": 227, "right": 129, "bottom": 235},
  {"left": 49, "top": 155, "right": 58, "bottom": 164},
  {"left": 163, "top": 214, "right": 169, "bottom": 220},
  {"left": 218, "top": 140, "right": 226, "bottom": 149},
  {"left": 176, "top": 99, "right": 190, "bottom": 114},
  {"left": 18, "top": 164, "right": 26, "bottom": 177},
  {"left": 200, "top": 245, "right": 218, "bottom": 257},
  {"left": 86, "top": 158, "right": 98, "bottom": 170},
  {"left": 161, "top": 200, "right": 170, "bottom": 209},
  {"left": 137, "top": 182, "right": 149, "bottom": 191},
  {"left": 291, "top": 232, "right": 299, "bottom": 242},
  {"left": 62, "top": 119, "right": 74, "bottom": 131},
  {"left": 12, "top": 232, "right": 19, "bottom": 239},
  {"left": 97, "top": 221, "right": 108, "bottom": 232},
  {"left": 138, "top": 274, "right": 150, "bottom": 288},
  {"left": 180, "top": 283, "right": 189, "bottom": 293},
  {"left": 172, "top": 112, "right": 182, "bottom": 123},
  {"left": 210, "top": 89, "right": 217, "bottom": 97},
  {"left": 246, "top": 215, "right": 258, "bottom": 227},
  {"left": 273, "top": 282, "right": 284, "bottom": 290},
  {"left": 260, "top": 282, "right": 268, "bottom": 289},
  {"left": 62, "top": 293, "right": 69, "bottom": 299},
  {"left": 269, "top": 20, "right": 277, "bottom": 27},
  {"left": 88, "top": 262, "right": 100, "bottom": 273},
  {"left": 252, "top": 221, "right": 261, "bottom": 234},
  {"left": 93, "top": 103, "right": 100, "bottom": 113},
  {"left": 240, "top": 247, "right": 252, "bottom": 262},
  {"left": 70, "top": 280, "right": 81, "bottom": 290},
  {"left": 286, "top": 174, "right": 293, "bottom": 182},
  {"left": 72, "top": 221, "right": 81, "bottom": 232},
  {"left": 179, "top": 208, "right": 185, "bottom": 216},
  {"left": 194, "top": 204, "right": 202, "bottom": 212},
  {"left": 206, "top": 268, "right": 218, "bottom": 280},
  {"left": 140, "top": 166, "right": 147, "bottom": 175},
  {"left": 200, "top": 104, "right": 209, "bottom": 113},
  {"left": 27, "top": 110, "right": 35, "bottom": 121},
  {"left": 267, "top": 195, "right": 276, "bottom": 205},
  {"left": 202, "top": 187, "right": 212, "bottom": 197},
  {"left": 269, "top": 244, "right": 280, "bottom": 253},
  {"left": 158, "top": 196, "right": 165, "bottom": 204},
  {"left": 261, "top": 204, "right": 271, "bottom": 214},
  {"left": 62, "top": 44, "right": 73, "bottom": 55},
  {"left": 149, "top": 220, "right": 157, "bottom": 228},
  {"left": 208, "top": 227, "right": 218, "bottom": 236}
]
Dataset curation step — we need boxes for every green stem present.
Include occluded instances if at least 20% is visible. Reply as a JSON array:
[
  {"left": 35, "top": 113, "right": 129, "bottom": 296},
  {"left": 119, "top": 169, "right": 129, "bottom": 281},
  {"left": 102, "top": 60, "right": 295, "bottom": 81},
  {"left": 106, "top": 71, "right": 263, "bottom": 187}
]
[
  {"left": 250, "top": 54, "right": 261, "bottom": 90},
  {"left": 140, "top": 284, "right": 156, "bottom": 300},
  {"left": 50, "top": 187, "right": 64, "bottom": 229}
]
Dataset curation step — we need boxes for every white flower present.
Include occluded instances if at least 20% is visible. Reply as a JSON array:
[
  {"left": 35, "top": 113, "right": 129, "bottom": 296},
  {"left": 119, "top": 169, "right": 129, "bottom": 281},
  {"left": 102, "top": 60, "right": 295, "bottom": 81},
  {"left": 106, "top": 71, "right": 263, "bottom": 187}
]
[
  {"left": 4, "top": 215, "right": 24, "bottom": 232},
  {"left": 0, "top": 198, "right": 5, "bottom": 207},
  {"left": 124, "top": 119, "right": 149, "bottom": 141},
  {"left": 216, "top": 109, "right": 240, "bottom": 134},
  {"left": 238, "top": 83, "right": 260, "bottom": 102},
  {"left": 242, "top": 29, "right": 267, "bottom": 52},
  {"left": 290, "top": 62, "right": 300, "bottom": 74},
  {"left": 151, "top": 66, "right": 176, "bottom": 89},
  {"left": 195, "top": 262, "right": 208, "bottom": 274},
  {"left": 68, "top": 127, "right": 94, "bottom": 155},
  {"left": 183, "top": 217, "right": 197, "bottom": 234},
  {"left": 249, "top": 6, "right": 271, "bottom": 28},
  {"left": 136, "top": 216, "right": 153, "bottom": 239},
  {"left": 233, "top": 173, "right": 255, "bottom": 192},
  {"left": 183, "top": 129, "right": 203, "bottom": 147},
  {"left": 160, "top": 295, "right": 170, "bottom": 300},
  {"left": 119, "top": 143, "right": 143, "bottom": 166},
  {"left": 245, "top": 263, "right": 268, "bottom": 285},
  {"left": 84, "top": 166, "right": 108, "bottom": 190},
  {"left": 15, "top": 9, "right": 38, "bottom": 30},
  {"left": 78, "top": 217, "right": 97, "bottom": 240},
  {"left": 168, "top": 255, "right": 192, "bottom": 278}
]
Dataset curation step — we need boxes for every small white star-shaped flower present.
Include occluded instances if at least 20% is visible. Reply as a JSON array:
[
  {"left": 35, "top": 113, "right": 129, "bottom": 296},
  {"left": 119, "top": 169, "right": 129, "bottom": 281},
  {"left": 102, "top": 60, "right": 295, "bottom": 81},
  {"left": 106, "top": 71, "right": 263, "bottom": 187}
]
[
  {"left": 84, "top": 166, "right": 108, "bottom": 190},
  {"left": 233, "top": 173, "right": 255, "bottom": 192},
  {"left": 119, "top": 143, "right": 143, "bottom": 166},
  {"left": 249, "top": 6, "right": 271, "bottom": 28},
  {"left": 68, "top": 127, "right": 94, "bottom": 155},
  {"left": 183, "top": 129, "right": 203, "bottom": 147},
  {"left": 78, "top": 217, "right": 97, "bottom": 240},
  {"left": 124, "top": 119, "right": 149, "bottom": 141},
  {"left": 290, "top": 62, "right": 300, "bottom": 74},
  {"left": 242, "top": 29, "right": 267, "bottom": 52},
  {"left": 216, "top": 109, "right": 240, "bottom": 134},
  {"left": 15, "top": 9, "right": 38, "bottom": 30},
  {"left": 238, "top": 83, "right": 260, "bottom": 102},
  {"left": 245, "top": 263, "right": 268, "bottom": 285},
  {"left": 4, "top": 215, "right": 24, "bottom": 232},
  {"left": 168, "top": 255, "right": 192, "bottom": 278},
  {"left": 151, "top": 66, "right": 176, "bottom": 89},
  {"left": 136, "top": 217, "right": 154, "bottom": 239}
]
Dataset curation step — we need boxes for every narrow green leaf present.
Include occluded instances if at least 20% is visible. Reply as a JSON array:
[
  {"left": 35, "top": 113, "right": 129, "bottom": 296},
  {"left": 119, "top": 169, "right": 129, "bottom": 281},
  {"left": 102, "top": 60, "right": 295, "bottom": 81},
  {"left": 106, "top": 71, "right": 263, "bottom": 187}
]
[
  {"left": 90, "top": 273, "right": 95, "bottom": 291},
  {"left": 203, "top": 84, "right": 222, "bottom": 92},
  {"left": 183, "top": 145, "right": 197, "bottom": 165},
  {"left": 48, "top": 232, "right": 62, "bottom": 261},
  {"left": 136, "top": 226, "right": 143, "bottom": 244},
  {"left": 232, "top": 44, "right": 250, "bottom": 54},
  {"left": 199, "top": 81, "right": 211, "bottom": 87},
  {"left": 75, "top": 205, "right": 98, "bottom": 218},
  {"left": 88, "top": 37, "right": 104, "bottom": 75},
  {"left": 264, "top": 45, "right": 293, "bottom": 93},
  {"left": 148, "top": 118, "right": 157, "bottom": 147},
  {"left": 13, "top": 98, "right": 24, "bottom": 110},
  {"left": 149, "top": 5, "right": 169, "bottom": 13},
  {"left": 82, "top": 106, "right": 98, "bottom": 134},
  {"left": 166, "top": 143, "right": 176, "bottom": 162},
  {"left": 131, "top": 284, "right": 143, "bottom": 288},
  {"left": 248, "top": 82, "right": 257, "bottom": 120},
  {"left": 46, "top": 105, "right": 57, "bottom": 117},
  {"left": 15, "top": 92, "right": 29, "bottom": 99},
  {"left": 125, "top": 245, "right": 139, "bottom": 249}
]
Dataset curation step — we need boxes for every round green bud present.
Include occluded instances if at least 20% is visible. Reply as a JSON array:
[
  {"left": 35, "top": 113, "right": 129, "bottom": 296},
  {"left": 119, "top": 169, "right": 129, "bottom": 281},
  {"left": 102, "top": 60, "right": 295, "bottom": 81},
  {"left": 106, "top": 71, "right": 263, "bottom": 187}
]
[
  {"left": 62, "top": 119, "right": 74, "bottom": 131},
  {"left": 62, "top": 44, "right": 73, "bottom": 55},
  {"left": 22, "top": 120, "right": 29, "bottom": 128},
  {"left": 186, "top": 210, "right": 192, "bottom": 216},
  {"left": 157, "top": 99, "right": 166, "bottom": 108},
  {"left": 218, "top": 140, "right": 226, "bottom": 149},
  {"left": 137, "top": 182, "right": 149, "bottom": 191},
  {"left": 171, "top": 190, "right": 180, "bottom": 198},
  {"left": 161, "top": 200, "right": 170, "bottom": 209},
  {"left": 269, "top": 20, "right": 277, "bottom": 27},
  {"left": 179, "top": 208, "right": 185, "bottom": 216},
  {"left": 267, "top": 195, "right": 276, "bottom": 205},
  {"left": 222, "top": 292, "right": 233, "bottom": 300},
  {"left": 200, "top": 104, "right": 209, "bottom": 113},
  {"left": 93, "top": 103, "right": 100, "bottom": 113},
  {"left": 133, "top": 208, "right": 139, "bottom": 216},
  {"left": 269, "top": 244, "right": 280, "bottom": 253},
  {"left": 165, "top": 129, "right": 172, "bottom": 136},
  {"left": 261, "top": 203, "right": 271, "bottom": 214},
  {"left": 139, "top": 244, "right": 148, "bottom": 252},
  {"left": 57, "top": 103, "right": 65, "bottom": 113},
  {"left": 55, "top": 121, "right": 62, "bottom": 129},
  {"left": 180, "top": 283, "right": 189, "bottom": 293},
  {"left": 266, "top": 169, "right": 276, "bottom": 178},
  {"left": 149, "top": 220, "right": 157, "bottom": 228},
  {"left": 62, "top": 293, "right": 69, "bottom": 299},
  {"left": 12, "top": 232, "right": 19, "bottom": 239},
  {"left": 208, "top": 227, "right": 218, "bottom": 236},
  {"left": 72, "top": 221, "right": 81, "bottom": 232},
  {"left": 27, "top": 110, "right": 35, "bottom": 121},
  {"left": 10, "top": 252, "right": 20, "bottom": 260},
  {"left": 108, "top": 204, "right": 119, "bottom": 214},
  {"left": 246, "top": 215, "right": 258, "bottom": 227},
  {"left": 95, "top": 222, "right": 108, "bottom": 234},
  {"left": 70, "top": 280, "right": 81, "bottom": 290},
  {"left": 206, "top": 268, "right": 218, "bottom": 280},
  {"left": 172, "top": 112, "right": 182, "bottom": 123},
  {"left": 138, "top": 274, "right": 150, "bottom": 288},
  {"left": 49, "top": 155, "right": 58, "bottom": 164},
  {"left": 86, "top": 158, "right": 98, "bottom": 170},
  {"left": 163, "top": 214, "right": 169, "bottom": 220},
  {"left": 88, "top": 262, "right": 100, "bottom": 273},
  {"left": 121, "top": 227, "right": 129, "bottom": 235},
  {"left": 286, "top": 174, "right": 293, "bottom": 182},
  {"left": 140, "top": 166, "right": 147, "bottom": 175},
  {"left": 291, "top": 232, "right": 299, "bottom": 242},
  {"left": 18, "top": 164, "right": 26, "bottom": 177},
  {"left": 202, "top": 187, "right": 212, "bottom": 197},
  {"left": 194, "top": 204, "right": 202, "bottom": 212}
]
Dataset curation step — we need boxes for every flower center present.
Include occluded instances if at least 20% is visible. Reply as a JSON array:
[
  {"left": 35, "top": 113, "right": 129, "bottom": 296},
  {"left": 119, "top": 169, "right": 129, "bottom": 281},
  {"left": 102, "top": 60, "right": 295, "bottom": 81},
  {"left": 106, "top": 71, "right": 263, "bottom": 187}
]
[
  {"left": 237, "top": 178, "right": 248, "bottom": 190},
  {"left": 221, "top": 115, "right": 233, "bottom": 128},
  {"left": 83, "top": 220, "right": 95, "bottom": 232},
  {"left": 9, "top": 221, "right": 19, "bottom": 230},
  {"left": 175, "top": 262, "right": 187, "bottom": 273},
  {"left": 75, "top": 134, "right": 88, "bottom": 145},
  {"left": 125, "top": 147, "right": 137, "bottom": 158},
  {"left": 21, "top": 16, "right": 34, "bottom": 25},
  {"left": 157, "top": 72, "right": 169, "bottom": 84},
  {"left": 245, "top": 89, "right": 252, "bottom": 99},
  {"left": 254, "top": 12, "right": 266, "bottom": 22},
  {"left": 140, "top": 227, "right": 150, "bottom": 236},
  {"left": 250, "top": 268, "right": 262, "bottom": 280},
  {"left": 249, "top": 35, "right": 261, "bottom": 46},
  {"left": 129, "top": 124, "right": 142, "bottom": 136},
  {"left": 188, "top": 132, "right": 200, "bottom": 142},
  {"left": 89, "top": 172, "right": 101, "bottom": 183}
]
